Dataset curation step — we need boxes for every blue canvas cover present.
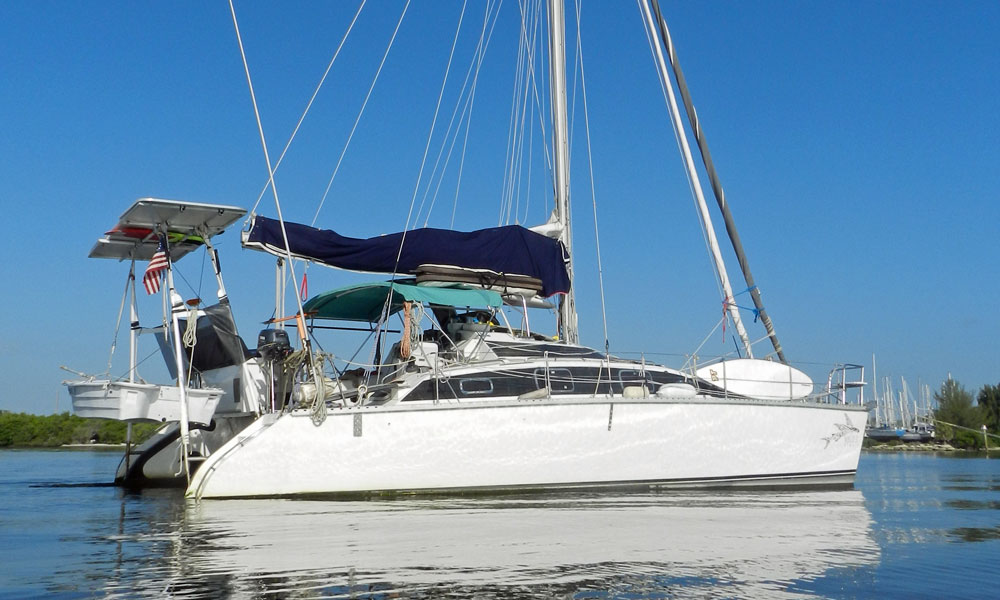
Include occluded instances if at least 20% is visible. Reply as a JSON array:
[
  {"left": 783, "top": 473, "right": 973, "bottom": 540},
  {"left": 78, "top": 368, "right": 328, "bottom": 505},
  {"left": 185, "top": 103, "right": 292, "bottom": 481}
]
[{"left": 244, "top": 216, "right": 570, "bottom": 297}]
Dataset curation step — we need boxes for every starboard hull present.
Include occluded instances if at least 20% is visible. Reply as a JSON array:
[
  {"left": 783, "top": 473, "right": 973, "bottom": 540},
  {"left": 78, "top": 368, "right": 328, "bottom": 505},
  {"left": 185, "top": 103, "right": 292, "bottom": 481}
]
[
  {"left": 115, "top": 415, "right": 258, "bottom": 487},
  {"left": 187, "top": 398, "right": 866, "bottom": 499}
]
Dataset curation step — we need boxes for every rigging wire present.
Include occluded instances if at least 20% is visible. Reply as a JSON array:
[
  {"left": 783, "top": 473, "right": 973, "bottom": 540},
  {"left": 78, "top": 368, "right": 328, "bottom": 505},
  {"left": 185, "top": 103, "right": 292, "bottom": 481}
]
[
  {"left": 448, "top": 4, "right": 501, "bottom": 229},
  {"left": 245, "top": 1, "right": 367, "bottom": 298},
  {"left": 682, "top": 315, "right": 726, "bottom": 371},
  {"left": 649, "top": 0, "right": 785, "bottom": 363},
  {"left": 446, "top": 2, "right": 502, "bottom": 226},
  {"left": 228, "top": 1, "right": 313, "bottom": 361},
  {"left": 405, "top": 1, "right": 468, "bottom": 232},
  {"left": 115, "top": 348, "right": 165, "bottom": 384},
  {"left": 246, "top": 0, "right": 368, "bottom": 222},
  {"left": 384, "top": 0, "right": 474, "bottom": 330},
  {"left": 636, "top": 0, "right": 729, "bottom": 320},
  {"left": 499, "top": 0, "right": 530, "bottom": 225},
  {"left": 418, "top": 0, "right": 503, "bottom": 227},
  {"left": 536, "top": 0, "right": 554, "bottom": 222},
  {"left": 105, "top": 268, "right": 133, "bottom": 376},
  {"left": 572, "top": 0, "right": 610, "bottom": 354},
  {"left": 501, "top": 0, "right": 552, "bottom": 227},
  {"left": 512, "top": 3, "right": 543, "bottom": 225},
  {"left": 509, "top": 1, "right": 543, "bottom": 225},
  {"left": 313, "top": 1, "right": 411, "bottom": 228}
]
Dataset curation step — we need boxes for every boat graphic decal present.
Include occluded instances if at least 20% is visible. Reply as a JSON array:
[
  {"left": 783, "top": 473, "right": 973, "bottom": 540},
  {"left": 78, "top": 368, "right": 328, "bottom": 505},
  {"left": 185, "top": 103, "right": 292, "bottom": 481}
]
[{"left": 822, "top": 414, "right": 860, "bottom": 448}]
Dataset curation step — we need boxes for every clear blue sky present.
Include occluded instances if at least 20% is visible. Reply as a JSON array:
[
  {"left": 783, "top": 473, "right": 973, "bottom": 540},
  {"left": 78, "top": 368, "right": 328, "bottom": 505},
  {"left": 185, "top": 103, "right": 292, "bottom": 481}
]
[{"left": 1, "top": 1, "right": 997, "bottom": 415}]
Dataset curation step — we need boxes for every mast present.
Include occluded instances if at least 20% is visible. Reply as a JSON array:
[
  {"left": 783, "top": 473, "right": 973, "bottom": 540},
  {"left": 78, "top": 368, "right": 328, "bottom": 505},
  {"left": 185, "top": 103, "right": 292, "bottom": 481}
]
[
  {"left": 639, "top": 0, "right": 753, "bottom": 357},
  {"left": 649, "top": 0, "right": 786, "bottom": 362},
  {"left": 872, "top": 353, "right": 879, "bottom": 426},
  {"left": 547, "top": 0, "right": 578, "bottom": 345}
]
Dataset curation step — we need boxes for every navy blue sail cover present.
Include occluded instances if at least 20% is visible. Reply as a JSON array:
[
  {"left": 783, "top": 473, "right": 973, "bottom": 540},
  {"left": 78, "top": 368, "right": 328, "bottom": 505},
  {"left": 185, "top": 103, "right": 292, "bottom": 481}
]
[{"left": 245, "top": 216, "right": 570, "bottom": 297}]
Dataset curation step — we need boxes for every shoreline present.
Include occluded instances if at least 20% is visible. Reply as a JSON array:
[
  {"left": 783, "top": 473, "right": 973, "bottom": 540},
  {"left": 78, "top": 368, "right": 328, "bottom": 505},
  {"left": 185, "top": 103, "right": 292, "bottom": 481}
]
[
  {"left": 61, "top": 443, "right": 127, "bottom": 449},
  {"left": 863, "top": 441, "right": 960, "bottom": 452}
]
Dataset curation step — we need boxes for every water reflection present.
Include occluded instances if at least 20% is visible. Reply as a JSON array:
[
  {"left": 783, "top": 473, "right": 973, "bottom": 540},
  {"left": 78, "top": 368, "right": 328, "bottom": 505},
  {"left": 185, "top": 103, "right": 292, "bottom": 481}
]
[
  {"left": 95, "top": 490, "right": 879, "bottom": 599},
  {"left": 945, "top": 499, "right": 1000, "bottom": 511},
  {"left": 950, "top": 526, "right": 1000, "bottom": 543}
]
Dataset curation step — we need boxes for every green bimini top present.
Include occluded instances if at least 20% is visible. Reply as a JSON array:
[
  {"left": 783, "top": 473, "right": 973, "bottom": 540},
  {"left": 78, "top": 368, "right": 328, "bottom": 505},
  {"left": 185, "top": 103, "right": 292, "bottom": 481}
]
[{"left": 302, "top": 280, "right": 502, "bottom": 322}]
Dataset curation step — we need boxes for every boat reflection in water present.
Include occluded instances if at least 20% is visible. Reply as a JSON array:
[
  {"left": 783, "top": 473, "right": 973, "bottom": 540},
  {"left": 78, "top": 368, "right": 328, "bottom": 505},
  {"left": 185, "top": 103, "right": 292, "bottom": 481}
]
[{"left": 112, "top": 490, "right": 879, "bottom": 598}]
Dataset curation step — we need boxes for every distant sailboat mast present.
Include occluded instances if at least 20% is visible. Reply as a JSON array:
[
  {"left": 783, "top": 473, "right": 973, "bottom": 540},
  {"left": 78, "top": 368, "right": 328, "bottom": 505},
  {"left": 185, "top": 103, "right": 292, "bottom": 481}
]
[{"left": 547, "top": 0, "right": 578, "bottom": 345}]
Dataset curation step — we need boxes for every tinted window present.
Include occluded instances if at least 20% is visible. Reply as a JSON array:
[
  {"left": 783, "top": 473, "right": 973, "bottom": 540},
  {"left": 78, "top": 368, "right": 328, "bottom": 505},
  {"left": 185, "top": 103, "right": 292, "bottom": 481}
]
[
  {"left": 459, "top": 378, "right": 494, "bottom": 395},
  {"left": 534, "top": 368, "right": 574, "bottom": 392},
  {"left": 618, "top": 370, "right": 647, "bottom": 385}
]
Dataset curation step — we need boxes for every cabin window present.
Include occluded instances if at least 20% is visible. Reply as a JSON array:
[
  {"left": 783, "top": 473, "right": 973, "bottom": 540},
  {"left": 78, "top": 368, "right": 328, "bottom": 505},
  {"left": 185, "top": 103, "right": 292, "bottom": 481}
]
[
  {"left": 533, "top": 368, "right": 574, "bottom": 392},
  {"left": 618, "top": 369, "right": 652, "bottom": 392},
  {"left": 618, "top": 370, "right": 647, "bottom": 385},
  {"left": 459, "top": 378, "right": 494, "bottom": 395}
]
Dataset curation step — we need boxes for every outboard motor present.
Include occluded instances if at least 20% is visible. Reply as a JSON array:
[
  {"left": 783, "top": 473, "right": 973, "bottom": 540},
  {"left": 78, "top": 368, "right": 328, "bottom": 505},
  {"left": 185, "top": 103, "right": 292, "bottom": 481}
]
[
  {"left": 257, "top": 329, "right": 293, "bottom": 411},
  {"left": 257, "top": 328, "right": 291, "bottom": 359}
]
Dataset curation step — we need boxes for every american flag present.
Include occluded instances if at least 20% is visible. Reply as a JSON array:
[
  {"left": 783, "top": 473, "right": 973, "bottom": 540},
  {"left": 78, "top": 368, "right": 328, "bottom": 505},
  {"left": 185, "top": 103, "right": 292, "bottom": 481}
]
[{"left": 143, "top": 236, "right": 169, "bottom": 295}]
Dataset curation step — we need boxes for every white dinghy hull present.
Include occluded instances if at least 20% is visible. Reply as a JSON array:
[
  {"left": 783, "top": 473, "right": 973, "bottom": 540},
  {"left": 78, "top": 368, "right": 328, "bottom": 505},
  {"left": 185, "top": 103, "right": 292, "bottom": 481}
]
[
  {"left": 187, "top": 398, "right": 866, "bottom": 499},
  {"left": 66, "top": 380, "right": 223, "bottom": 426}
]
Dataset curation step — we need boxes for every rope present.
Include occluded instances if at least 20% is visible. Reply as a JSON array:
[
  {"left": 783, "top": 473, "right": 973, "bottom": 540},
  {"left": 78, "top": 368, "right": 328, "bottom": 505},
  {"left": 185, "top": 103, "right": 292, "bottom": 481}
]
[
  {"left": 277, "top": 348, "right": 327, "bottom": 422},
  {"left": 933, "top": 419, "right": 1000, "bottom": 441},
  {"left": 183, "top": 304, "right": 199, "bottom": 387},
  {"left": 401, "top": 302, "right": 412, "bottom": 359},
  {"left": 183, "top": 306, "right": 198, "bottom": 348},
  {"left": 310, "top": 382, "right": 328, "bottom": 425}
]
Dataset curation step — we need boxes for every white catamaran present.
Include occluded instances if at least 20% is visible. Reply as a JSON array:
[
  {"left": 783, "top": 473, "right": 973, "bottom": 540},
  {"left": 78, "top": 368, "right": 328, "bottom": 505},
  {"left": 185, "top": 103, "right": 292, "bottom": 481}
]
[{"left": 67, "top": 1, "right": 866, "bottom": 498}]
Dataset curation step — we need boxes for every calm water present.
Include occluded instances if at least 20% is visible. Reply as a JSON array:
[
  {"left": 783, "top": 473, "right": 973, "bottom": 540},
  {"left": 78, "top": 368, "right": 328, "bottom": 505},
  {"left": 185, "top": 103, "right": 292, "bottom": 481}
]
[{"left": 2, "top": 451, "right": 999, "bottom": 599}]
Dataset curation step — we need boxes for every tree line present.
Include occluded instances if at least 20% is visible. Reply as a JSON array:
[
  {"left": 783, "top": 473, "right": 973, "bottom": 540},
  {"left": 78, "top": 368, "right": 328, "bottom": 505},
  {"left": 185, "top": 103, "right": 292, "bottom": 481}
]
[
  {"left": 0, "top": 412, "right": 159, "bottom": 448},
  {"left": 933, "top": 379, "right": 1000, "bottom": 449}
]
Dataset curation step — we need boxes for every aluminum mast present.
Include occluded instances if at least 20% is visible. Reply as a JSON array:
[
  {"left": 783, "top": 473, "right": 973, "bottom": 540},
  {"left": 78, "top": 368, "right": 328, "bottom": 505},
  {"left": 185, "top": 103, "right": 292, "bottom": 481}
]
[{"left": 548, "top": 0, "right": 578, "bottom": 345}]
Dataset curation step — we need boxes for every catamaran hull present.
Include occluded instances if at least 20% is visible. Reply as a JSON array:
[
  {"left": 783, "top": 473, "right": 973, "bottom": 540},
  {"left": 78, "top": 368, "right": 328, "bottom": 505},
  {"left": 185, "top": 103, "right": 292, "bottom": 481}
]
[
  {"left": 116, "top": 415, "right": 257, "bottom": 487},
  {"left": 187, "top": 399, "right": 866, "bottom": 499}
]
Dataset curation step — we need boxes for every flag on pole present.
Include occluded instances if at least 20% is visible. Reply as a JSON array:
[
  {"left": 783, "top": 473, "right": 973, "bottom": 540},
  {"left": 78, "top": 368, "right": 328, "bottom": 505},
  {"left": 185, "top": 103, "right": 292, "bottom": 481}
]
[
  {"left": 300, "top": 273, "right": 308, "bottom": 301},
  {"left": 143, "top": 236, "right": 169, "bottom": 295}
]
